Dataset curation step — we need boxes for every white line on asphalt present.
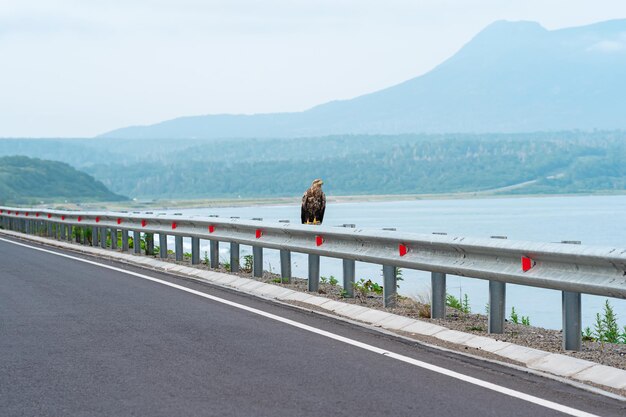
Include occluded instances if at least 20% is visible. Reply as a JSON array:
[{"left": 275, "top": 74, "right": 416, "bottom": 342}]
[{"left": 1, "top": 237, "right": 599, "bottom": 417}]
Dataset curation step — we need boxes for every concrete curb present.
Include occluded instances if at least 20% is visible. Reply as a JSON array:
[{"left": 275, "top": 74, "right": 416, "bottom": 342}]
[{"left": 3, "top": 230, "right": 626, "bottom": 393}]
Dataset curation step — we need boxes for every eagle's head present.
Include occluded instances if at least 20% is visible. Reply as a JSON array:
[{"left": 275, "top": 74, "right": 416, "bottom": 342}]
[{"left": 312, "top": 179, "right": 324, "bottom": 188}]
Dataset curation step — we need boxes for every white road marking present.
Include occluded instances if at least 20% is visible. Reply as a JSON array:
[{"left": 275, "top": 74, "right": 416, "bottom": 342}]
[{"left": 0, "top": 237, "right": 600, "bottom": 417}]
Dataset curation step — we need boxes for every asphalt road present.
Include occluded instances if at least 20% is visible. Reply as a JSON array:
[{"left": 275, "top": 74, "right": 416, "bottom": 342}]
[{"left": 1, "top": 236, "right": 624, "bottom": 417}]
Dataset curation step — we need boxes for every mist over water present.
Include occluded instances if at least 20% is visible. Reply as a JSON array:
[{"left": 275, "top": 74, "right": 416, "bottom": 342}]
[{"left": 165, "top": 194, "right": 626, "bottom": 330}]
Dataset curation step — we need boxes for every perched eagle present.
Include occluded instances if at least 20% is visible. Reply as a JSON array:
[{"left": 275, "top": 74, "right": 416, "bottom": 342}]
[{"left": 301, "top": 179, "right": 326, "bottom": 225}]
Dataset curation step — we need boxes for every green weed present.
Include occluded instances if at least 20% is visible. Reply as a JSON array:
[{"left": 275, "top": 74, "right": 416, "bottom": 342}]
[{"left": 446, "top": 293, "right": 470, "bottom": 314}]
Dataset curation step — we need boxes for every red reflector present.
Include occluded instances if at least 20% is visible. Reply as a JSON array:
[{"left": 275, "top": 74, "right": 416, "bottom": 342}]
[
  {"left": 316, "top": 235, "right": 324, "bottom": 246},
  {"left": 255, "top": 229, "right": 262, "bottom": 239},
  {"left": 117, "top": 218, "right": 122, "bottom": 225},
  {"left": 95, "top": 217, "right": 100, "bottom": 223},
  {"left": 77, "top": 216, "right": 82, "bottom": 222},
  {"left": 0, "top": 210, "right": 3, "bottom": 214},
  {"left": 25, "top": 212, "right": 29, "bottom": 217},
  {"left": 36, "top": 213, "right": 40, "bottom": 217},
  {"left": 208, "top": 225, "right": 215, "bottom": 233},
  {"left": 15, "top": 212, "right": 19, "bottom": 216},
  {"left": 47, "top": 214, "right": 51, "bottom": 219},
  {"left": 141, "top": 220, "right": 147, "bottom": 227},
  {"left": 399, "top": 244, "right": 408, "bottom": 257},
  {"left": 171, "top": 222, "right": 177, "bottom": 230},
  {"left": 521, "top": 256, "right": 534, "bottom": 272},
  {"left": 61, "top": 215, "right": 65, "bottom": 221}
]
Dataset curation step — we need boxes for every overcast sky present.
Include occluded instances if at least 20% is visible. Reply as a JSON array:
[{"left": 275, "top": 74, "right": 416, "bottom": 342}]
[{"left": 1, "top": 1, "right": 625, "bottom": 137}]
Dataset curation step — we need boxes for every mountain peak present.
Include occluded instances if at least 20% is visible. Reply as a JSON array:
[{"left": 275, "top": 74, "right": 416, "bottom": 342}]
[{"left": 481, "top": 19, "right": 546, "bottom": 34}]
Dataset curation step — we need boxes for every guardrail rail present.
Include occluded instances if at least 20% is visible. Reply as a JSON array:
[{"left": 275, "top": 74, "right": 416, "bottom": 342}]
[{"left": 2, "top": 205, "right": 626, "bottom": 351}]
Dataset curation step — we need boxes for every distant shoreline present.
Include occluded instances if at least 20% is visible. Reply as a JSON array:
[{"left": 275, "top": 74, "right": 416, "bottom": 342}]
[{"left": 59, "top": 190, "right": 626, "bottom": 211}]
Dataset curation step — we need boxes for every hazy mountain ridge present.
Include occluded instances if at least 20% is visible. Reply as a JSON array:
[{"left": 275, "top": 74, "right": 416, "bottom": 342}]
[{"left": 100, "top": 19, "right": 626, "bottom": 139}]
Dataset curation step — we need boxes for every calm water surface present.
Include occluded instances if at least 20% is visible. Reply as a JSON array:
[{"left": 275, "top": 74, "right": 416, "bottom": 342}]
[{"left": 163, "top": 195, "right": 626, "bottom": 330}]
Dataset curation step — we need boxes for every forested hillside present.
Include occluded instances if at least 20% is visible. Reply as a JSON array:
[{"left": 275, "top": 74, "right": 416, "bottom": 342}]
[
  {"left": 0, "top": 156, "right": 127, "bottom": 204},
  {"left": 0, "top": 131, "right": 624, "bottom": 200}
]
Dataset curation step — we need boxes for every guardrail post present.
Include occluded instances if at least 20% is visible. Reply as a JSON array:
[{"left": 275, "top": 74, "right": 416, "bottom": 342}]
[
  {"left": 562, "top": 291, "right": 582, "bottom": 351},
  {"left": 83, "top": 228, "right": 90, "bottom": 246},
  {"left": 308, "top": 254, "right": 320, "bottom": 292},
  {"left": 100, "top": 227, "right": 107, "bottom": 248},
  {"left": 342, "top": 259, "right": 355, "bottom": 297},
  {"left": 60, "top": 223, "right": 67, "bottom": 240},
  {"left": 145, "top": 233, "right": 154, "bottom": 255},
  {"left": 230, "top": 242, "right": 239, "bottom": 272},
  {"left": 253, "top": 245, "right": 263, "bottom": 277},
  {"left": 67, "top": 225, "right": 73, "bottom": 242},
  {"left": 431, "top": 272, "right": 446, "bottom": 318},
  {"left": 488, "top": 281, "right": 506, "bottom": 334},
  {"left": 133, "top": 231, "right": 141, "bottom": 254},
  {"left": 175, "top": 236, "right": 183, "bottom": 261},
  {"left": 280, "top": 249, "right": 291, "bottom": 283},
  {"left": 191, "top": 237, "right": 200, "bottom": 264},
  {"left": 383, "top": 265, "right": 397, "bottom": 308},
  {"left": 121, "top": 230, "right": 129, "bottom": 251},
  {"left": 210, "top": 239, "right": 219, "bottom": 269},
  {"left": 25, "top": 219, "right": 31, "bottom": 234},
  {"left": 159, "top": 233, "right": 168, "bottom": 259},
  {"left": 111, "top": 228, "right": 118, "bottom": 249},
  {"left": 91, "top": 227, "right": 96, "bottom": 245}
]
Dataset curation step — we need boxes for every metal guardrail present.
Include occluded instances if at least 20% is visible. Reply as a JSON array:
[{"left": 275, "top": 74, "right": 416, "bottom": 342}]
[{"left": 2, "top": 205, "right": 626, "bottom": 351}]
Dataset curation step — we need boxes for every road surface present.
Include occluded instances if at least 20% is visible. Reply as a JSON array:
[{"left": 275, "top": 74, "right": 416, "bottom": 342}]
[{"left": 0, "top": 236, "right": 624, "bottom": 416}]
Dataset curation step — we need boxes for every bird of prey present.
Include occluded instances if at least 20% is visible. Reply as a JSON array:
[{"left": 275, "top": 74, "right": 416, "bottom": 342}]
[{"left": 301, "top": 179, "right": 326, "bottom": 225}]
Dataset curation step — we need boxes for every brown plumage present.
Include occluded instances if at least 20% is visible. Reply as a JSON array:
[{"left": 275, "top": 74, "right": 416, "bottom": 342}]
[{"left": 301, "top": 179, "right": 326, "bottom": 225}]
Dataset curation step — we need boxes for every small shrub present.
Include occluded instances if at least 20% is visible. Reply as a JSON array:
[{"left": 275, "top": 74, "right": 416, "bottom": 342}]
[
  {"left": 203, "top": 251, "right": 209, "bottom": 265},
  {"left": 446, "top": 294, "right": 463, "bottom": 311},
  {"left": 594, "top": 300, "right": 621, "bottom": 343},
  {"left": 223, "top": 261, "right": 231, "bottom": 272},
  {"left": 353, "top": 279, "right": 383, "bottom": 301},
  {"left": 461, "top": 294, "right": 471, "bottom": 314},
  {"left": 242, "top": 255, "right": 253, "bottom": 273},
  {"left": 582, "top": 327, "right": 595, "bottom": 341},
  {"left": 521, "top": 316, "right": 530, "bottom": 326},
  {"left": 396, "top": 267, "right": 404, "bottom": 289},
  {"left": 417, "top": 303, "right": 431, "bottom": 318},
  {"left": 329, "top": 276, "right": 338, "bottom": 286},
  {"left": 320, "top": 276, "right": 328, "bottom": 285},
  {"left": 510, "top": 307, "right": 519, "bottom": 324},
  {"left": 353, "top": 279, "right": 368, "bottom": 302},
  {"left": 438, "top": 292, "right": 473, "bottom": 313},
  {"left": 369, "top": 281, "right": 383, "bottom": 295}
]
